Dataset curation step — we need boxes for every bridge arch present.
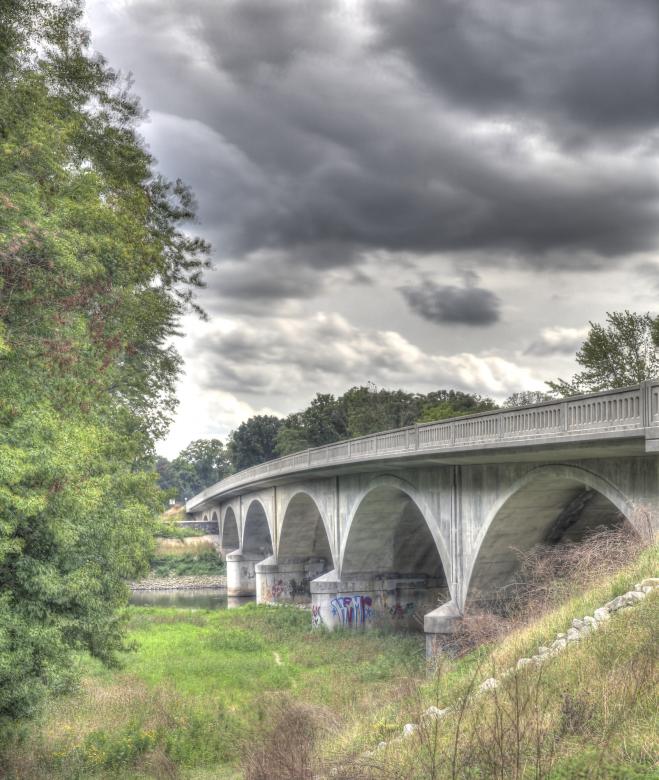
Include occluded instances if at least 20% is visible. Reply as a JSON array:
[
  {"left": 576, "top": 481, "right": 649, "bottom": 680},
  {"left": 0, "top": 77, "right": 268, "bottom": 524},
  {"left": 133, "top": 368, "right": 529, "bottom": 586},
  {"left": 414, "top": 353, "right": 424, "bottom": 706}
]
[
  {"left": 464, "top": 464, "right": 635, "bottom": 609},
  {"left": 221, "top": 506, "right": 240, "bottom": 553},
  {"left": 340, "top": 475, "right": 451, "bottom": 586},
  {"left": 242, "top": 498, "right": 273, "bottom": 557},
  {"left": 278, "top": 492, "right": 335, "bottom": 567},
  {"left": 210, "top": 509, "right": 219, "bottom": 533}
]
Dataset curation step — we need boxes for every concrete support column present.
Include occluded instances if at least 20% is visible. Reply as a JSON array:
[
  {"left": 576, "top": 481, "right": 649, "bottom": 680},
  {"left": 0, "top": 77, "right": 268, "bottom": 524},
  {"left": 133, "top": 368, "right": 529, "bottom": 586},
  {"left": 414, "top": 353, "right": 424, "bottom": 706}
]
[
  {"left": 256, "top": 557, "right": 327, "bottom": 604},
  {"left": 424, "top": 601, "right": 462, "bottom": 657},
  {"left": 310, "top": 570, "right": 447, "bottom": 631},
  {"left": 226, "top": 550, "right": 263, "bottom": 597}
]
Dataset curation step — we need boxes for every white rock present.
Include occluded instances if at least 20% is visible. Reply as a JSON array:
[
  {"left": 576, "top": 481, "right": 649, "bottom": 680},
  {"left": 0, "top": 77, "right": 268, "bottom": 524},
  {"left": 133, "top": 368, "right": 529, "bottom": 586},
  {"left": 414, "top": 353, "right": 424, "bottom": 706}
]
[
  {"left": 639, "top": 578, "right": 659, "bottom": 590},
  {"left": 593, "top": 607, "right": 610, "bottom": 622},
  {"left": 377, "top": 741, "right": 387, "bottom": 750},
  {"left": 551, "top": 638, "right": 568, "bottom": 650},
  {"left": 629, "top": 590, "right": 646, "bottom": 602},
  {"left": 556, "top": 632, "right": 566, "bottom": 640},
  {"left": 517, "top": 657, "right": 533, "bottom": 669},
  {"left": 403, "top": 723, "right": 417, "bottom": 737},
  {"left": 605, "top": 595, "right": 628, "bottom": 612},
  {"left": 642, "top": 585, "right": 653, "bottom": 594},
  {"left": 572, "top": 618, "right": 585, "bottom": 630},
  {"left": 566, "top": 628, "right": 580, "bottom": 642},
  {"left": 583, "top": 616, "right": 597, "bottom": 627},
  {"left": 424, "top": 705, "right": 449, "bottom": 719},
  {"left": 479, "top": 678, "right": 499, "bottom": 691}
]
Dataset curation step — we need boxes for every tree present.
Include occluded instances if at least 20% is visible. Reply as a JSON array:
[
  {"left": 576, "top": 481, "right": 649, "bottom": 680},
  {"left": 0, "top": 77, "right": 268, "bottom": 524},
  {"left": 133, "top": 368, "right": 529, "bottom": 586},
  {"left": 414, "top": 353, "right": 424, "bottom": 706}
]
[
  {"left": 504, "top": 391, "right": 553, "bottom": 408},
  {"left": 547, "top": 311, "right": 659, "bottom": 396},
  {"left": 228, "top": 416, "right": 283, "bottom": 471},
  {"left": 169, "top": 439, "right": 230, "bottom": 500},
  {"left": 0, "top": 0, "right": 208, "bottom": 722},
  {"left": 418, "top": 390, "right": 497, "bottom": 422},
  {"left": 276, "top": 394, "right": 348, "bottom": 455}
]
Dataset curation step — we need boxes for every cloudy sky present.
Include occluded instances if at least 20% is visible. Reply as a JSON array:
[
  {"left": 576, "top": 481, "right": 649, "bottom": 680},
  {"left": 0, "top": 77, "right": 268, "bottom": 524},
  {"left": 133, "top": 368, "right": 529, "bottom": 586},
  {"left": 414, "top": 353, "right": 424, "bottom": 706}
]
[{"left": 85, "top": 0, "right": 659, "bottom": 458}]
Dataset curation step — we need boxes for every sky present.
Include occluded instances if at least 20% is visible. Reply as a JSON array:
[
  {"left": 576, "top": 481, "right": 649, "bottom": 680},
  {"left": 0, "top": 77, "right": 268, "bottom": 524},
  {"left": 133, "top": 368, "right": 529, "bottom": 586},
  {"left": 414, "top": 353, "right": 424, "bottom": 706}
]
[{"left": 84, "top": 0, "right": 659, "bottom": 458}]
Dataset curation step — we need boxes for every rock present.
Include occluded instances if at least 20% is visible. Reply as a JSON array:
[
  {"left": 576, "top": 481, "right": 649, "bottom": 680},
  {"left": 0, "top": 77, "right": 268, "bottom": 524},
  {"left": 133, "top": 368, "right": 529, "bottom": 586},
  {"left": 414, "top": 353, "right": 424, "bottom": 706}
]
[
  {"left": 583, "top": 616, "right": 597, "bottom": 627},
  {"left": 566, "top": 628, "right": 580, "bottom": 642},
  {"left": 537, "top": 646, "right": 550, "bottom": 655},
  {"left": 480, "top": 678, "right": 499, "bottom": 691},
  {"left": 593, "top": 607, "right": 610, "bottom": 622},
  {"left": 629, "top": 590, "right": 646, "bottom": 602},
  {"left": 556, "top": 632, "right": 566, "bottom": 640},
  {"left": 377, "top": 741, "right": 387, "bottom": 750},
  {"left": 551, "top": 637, "right": 568, "bottom": 650},
  {"left": 403, "top": 723, "right": 417, "bottom": 737},
  {"left": 572, "top": 618, "right": 585, "bottom": 630},
  {"left": 424, "top": 705, "right": 449, "bottom": 719},
  {"left": 642, "top": 585, "right": 653, "bottom": 594},
  {"left": 605, "top": 595, "right": 629, "bottom": 612},
  {"left": 639, "top": 578, "right": 659, "bottom": 590},
  {"left": 517, "top": 657, "right": 533, "bottom": 669}
]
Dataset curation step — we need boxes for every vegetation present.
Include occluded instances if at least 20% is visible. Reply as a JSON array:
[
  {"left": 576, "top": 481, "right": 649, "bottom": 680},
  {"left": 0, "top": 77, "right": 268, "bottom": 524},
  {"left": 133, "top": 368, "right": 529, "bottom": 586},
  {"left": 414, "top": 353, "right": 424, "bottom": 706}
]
[
  {"left": 149, "top": 540, "right": 226, "bottom": 578},
  {"left": 0, "top": 0, "right": 207, "bottom": 724},
  {"left": 156, "top": 439, "right": 231, "bottom": 505},
  {"left": 548, "top": 311, "right": 659, "bottom": 396}
]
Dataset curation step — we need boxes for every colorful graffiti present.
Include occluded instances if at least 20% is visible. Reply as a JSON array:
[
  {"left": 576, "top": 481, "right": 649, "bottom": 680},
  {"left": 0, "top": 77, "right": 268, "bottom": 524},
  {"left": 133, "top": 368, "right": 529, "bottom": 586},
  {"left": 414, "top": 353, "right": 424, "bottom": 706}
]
[
  {"left": 311, "top": 605, "right": 323, "bottom": 627},
  {"left": 329, "top": 595, "right": 374, "bottom": 626}
]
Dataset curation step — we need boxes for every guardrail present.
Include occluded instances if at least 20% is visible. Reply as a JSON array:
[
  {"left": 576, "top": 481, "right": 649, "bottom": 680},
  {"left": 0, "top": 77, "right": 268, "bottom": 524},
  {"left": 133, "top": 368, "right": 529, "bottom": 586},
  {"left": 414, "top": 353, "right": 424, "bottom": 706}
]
[{"left": 187, "top": 381, "right": 659, "bottom": 510}]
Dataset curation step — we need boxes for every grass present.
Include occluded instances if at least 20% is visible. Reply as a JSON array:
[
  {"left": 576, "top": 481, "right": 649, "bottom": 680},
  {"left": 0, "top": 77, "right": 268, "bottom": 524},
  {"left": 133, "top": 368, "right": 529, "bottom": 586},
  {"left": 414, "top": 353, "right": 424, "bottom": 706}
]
[
  {"left": 148, "top": 540, "right": 226, "bottom": 577},
  {"left": 156, "top": 522, "right": 205, "bottom": 540},
  {"left": 1, "top": 605, "right": 424, "bottom": 779},
  {"left": 3, "top": 533, "right": 657, "bottom": 779}
]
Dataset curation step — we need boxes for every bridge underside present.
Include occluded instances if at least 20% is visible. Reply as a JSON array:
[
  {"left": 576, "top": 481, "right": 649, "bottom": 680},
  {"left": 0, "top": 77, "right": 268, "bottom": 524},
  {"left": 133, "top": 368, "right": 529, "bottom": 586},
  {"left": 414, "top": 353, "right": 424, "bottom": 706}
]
[{"left": 199, "top": 449, "right": 658, "bottom": 652}]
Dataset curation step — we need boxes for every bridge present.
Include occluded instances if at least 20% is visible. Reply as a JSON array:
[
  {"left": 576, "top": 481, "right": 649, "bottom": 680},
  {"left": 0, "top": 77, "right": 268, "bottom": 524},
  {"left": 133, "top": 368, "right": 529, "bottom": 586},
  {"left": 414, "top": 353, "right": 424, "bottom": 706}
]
[{"left": 186, "top": 382, "right": 659, "bottom": 653}]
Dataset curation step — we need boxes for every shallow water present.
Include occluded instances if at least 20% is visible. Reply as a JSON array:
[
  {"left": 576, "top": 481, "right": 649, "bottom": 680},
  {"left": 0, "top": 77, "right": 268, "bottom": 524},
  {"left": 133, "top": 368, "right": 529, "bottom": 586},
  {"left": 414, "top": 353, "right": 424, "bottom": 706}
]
[{"left": 129, "top": 588, "right": 254, "bottom": 610}]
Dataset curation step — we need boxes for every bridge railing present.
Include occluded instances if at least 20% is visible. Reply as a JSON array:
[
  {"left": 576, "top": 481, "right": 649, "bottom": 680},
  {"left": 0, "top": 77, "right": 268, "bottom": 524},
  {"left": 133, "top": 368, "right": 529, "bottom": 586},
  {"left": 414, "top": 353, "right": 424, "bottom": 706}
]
[{"left": 188, "top": 381, "right": 659, "bottom": 507}]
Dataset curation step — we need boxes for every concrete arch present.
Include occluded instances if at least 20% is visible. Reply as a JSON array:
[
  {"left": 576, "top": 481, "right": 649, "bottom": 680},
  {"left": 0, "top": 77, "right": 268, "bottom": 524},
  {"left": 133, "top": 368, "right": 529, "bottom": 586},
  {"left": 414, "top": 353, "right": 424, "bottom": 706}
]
[
  {"left": 221, "top": 506, "right": 240, "bottom": 552},
  {"left": 278, "top": 491, "right": 335, "bottom": 567},
  {"left": 464, "top": 464, "right": 635, "bottom": 609},
  {"left": 242, "top": 498, "right": 273, "bottom": 557},
  {"left": 210, "top": 510, "right": 219, "bottom": 533},
  {"left": 339, "top": 475, "right": 451, "bottom": 586}
]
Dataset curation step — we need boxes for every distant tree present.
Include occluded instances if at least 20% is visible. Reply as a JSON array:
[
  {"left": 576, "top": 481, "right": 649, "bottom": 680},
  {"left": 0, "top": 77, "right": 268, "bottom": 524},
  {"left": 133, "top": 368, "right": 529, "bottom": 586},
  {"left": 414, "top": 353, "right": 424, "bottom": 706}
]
[
  {"left": 343, "top": 385, "right": 423, "bottom": 438},
  {"left": 228, "top": 415, "right": 283, "bottom": 471},
  {"left": 166, "top": 439, "right": 230, "bottom": 500},
  {"left": 504, "top": 391, "right": 553, "bottom": 408},
  {"left": 547, "top": 311, "right": 659, "bottom": 396},
  {"left": 277, "top": 394, "right": 348, "bottom": 455},
  {"left": 418, "top": 390, "right": 497, "bottom": 423}
]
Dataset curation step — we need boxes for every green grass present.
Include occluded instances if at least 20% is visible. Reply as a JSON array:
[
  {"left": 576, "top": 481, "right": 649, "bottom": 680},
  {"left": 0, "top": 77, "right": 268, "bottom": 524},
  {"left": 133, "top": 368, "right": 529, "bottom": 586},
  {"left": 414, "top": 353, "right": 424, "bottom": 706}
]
[
  {"left": 148, "top": 545, "right": 226, "bottom": 577},
  {"left": 156, "top": 523, "right": 205, "bottom": 540},
  {"left": 1, "top": 605, "right": 424, "bottom": 779}
]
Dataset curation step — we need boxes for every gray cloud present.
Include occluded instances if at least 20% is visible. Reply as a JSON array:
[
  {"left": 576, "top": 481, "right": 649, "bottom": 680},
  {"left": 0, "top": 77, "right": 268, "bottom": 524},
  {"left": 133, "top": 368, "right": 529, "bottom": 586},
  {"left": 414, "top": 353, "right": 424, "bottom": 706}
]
[
  {"left": 373, "top": 0, "right": 659, "bottom": 141},
  {"left": 93, "top": 0, "right": 659, "bottom": 297},
  {"left": 525, "top": 326, "right": 587, "bottom": 356},
  {"left": 400, "top": 273, "right": 500, "bottom": 326}
]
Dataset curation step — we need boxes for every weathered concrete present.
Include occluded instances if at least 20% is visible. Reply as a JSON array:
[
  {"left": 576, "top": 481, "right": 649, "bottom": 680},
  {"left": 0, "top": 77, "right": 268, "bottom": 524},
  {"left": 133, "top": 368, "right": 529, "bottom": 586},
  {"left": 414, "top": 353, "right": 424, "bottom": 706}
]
[{"left": 188, "top": 383, "right": 659, "bottom": 648}]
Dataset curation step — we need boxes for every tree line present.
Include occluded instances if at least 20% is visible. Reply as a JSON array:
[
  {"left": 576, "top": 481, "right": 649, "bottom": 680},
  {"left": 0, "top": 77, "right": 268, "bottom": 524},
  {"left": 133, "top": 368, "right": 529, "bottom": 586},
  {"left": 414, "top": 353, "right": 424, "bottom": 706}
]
[{"left": 159, "top": 309, "right": 659, "bottom": 502}]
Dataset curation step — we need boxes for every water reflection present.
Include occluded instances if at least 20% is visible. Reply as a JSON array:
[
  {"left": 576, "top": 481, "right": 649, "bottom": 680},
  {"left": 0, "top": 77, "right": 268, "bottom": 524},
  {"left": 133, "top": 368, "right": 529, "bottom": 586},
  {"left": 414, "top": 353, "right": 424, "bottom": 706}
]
[{"left": 129, "top": 588, "right": 254, "bottom": 610}]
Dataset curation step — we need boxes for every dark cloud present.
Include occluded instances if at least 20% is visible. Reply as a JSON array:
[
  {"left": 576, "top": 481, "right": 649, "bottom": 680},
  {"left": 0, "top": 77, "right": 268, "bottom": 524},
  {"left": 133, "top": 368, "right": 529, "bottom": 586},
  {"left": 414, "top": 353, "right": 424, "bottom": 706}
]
[
  {"left": 373, "top": 0, "right": 659, "bottom": 141},
  {"left": 93, "top": 0, "right": 659, "bottom": 305},
  {"left": 400, "top": 273, "right": 500, "bottom": 326}
]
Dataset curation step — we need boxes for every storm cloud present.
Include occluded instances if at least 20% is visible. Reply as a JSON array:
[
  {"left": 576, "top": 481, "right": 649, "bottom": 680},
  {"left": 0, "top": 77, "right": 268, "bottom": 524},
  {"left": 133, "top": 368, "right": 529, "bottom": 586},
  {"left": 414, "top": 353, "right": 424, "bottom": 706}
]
[{"left": 400, "top": 273, "right": 500, "bottom": 326}]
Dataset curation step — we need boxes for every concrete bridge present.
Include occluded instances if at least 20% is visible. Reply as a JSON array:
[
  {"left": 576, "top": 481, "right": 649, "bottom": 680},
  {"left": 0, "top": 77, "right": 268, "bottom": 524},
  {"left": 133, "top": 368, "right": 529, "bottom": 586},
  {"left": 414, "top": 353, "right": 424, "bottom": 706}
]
[{"left": 186, "top": 382, "right": 659, "bottom": 651}]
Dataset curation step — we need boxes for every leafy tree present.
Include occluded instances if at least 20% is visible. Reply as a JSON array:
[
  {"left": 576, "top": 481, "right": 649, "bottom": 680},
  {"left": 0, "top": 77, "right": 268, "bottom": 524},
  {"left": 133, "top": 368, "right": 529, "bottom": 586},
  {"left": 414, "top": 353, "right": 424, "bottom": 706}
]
[
  {"left": 277, "top": 394, "right": 348, "bottom": 455},
  {"left": 504, "top": 391, "right": 553, "bottom": 408},
  {"left": 228, "top": 416, "right": 283, "bottom": 471},
  {"left": 0, "top": 0, "right": 208, "bottom": 722},
  {"left": 418, "top": 390, "right": 497, "bottom": 422},
  {"left": 343, "top": 385, "right": 424, "bottom": 437},
  {"left": 170, "top": 439, "right": 230, "bottom": 500},
  {"left": 548, "top": 311, "right": 659, "bottom": 396}
]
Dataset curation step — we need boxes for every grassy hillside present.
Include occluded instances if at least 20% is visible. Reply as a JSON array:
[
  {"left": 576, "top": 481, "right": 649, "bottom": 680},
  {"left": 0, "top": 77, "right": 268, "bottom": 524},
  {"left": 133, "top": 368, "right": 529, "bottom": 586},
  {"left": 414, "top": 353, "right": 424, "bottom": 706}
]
[{"left": 1, "top": 541, "right": 656, "bottom": 779}]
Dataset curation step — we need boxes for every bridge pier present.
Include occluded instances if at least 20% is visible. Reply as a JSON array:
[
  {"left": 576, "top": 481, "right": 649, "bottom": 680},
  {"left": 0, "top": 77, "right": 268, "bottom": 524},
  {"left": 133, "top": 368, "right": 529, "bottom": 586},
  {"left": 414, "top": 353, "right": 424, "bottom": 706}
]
[
  {"left": 226, "top": 550, "right": 263, "bottom": 597},
  {"left": 256, "top": 556, "right": 327, "bottom": 604},
  {"left": 310, "top": 569, "right": 448, "bottom": 631}
]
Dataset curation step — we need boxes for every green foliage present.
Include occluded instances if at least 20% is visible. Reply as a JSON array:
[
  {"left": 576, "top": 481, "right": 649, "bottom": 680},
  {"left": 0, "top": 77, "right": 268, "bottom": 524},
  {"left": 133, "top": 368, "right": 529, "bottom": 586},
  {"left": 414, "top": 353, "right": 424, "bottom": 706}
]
[
  {"left": 228, "top": 415, "right": 283, "bottom": 471},
  {"left": 155, "top": 521, "right": 204, "bottom": 539},
  {"left": 157, "top": 438, "right": 231, "bottom": 503},
  {"left": 276, "top": 385, "right": 498, "bottom": 456},
  {"left": 548, "top": 311, "right": 659, "bottom": 396},
  {"left": 149, "top": 546, "right": 226, "bottom": 577},
  {"left": 504, "top": 390, "right": 554, "bottom": 407},
  {"left": 0, "top": 0, "right": 208, "bottom": 722}
]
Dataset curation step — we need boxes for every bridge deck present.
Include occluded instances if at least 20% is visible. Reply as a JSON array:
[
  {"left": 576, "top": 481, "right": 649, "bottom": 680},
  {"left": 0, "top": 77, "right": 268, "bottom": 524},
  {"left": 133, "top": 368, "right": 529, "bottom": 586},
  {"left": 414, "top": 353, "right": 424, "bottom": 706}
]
[{"left": 187, "top": 381, "right": 659, "bottom": 511}]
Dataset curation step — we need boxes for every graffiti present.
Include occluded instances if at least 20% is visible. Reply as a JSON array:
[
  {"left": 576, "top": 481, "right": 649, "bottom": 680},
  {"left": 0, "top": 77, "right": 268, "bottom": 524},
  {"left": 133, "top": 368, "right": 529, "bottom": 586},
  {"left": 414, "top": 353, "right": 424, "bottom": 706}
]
[
  {"left": 311, "top": 605, "right": 323, "bottom": 627},
  {"left": 330, "top": 595, "right": 374, "bottom": 626},
  {"left": 289, "top": 577, "right": 311, "bottom": 598},
  {"left": 388, "top": 601, "right": 416, "bottom": 620},
  {"left": 263, "top": 579, "right": 285, "bottom": 601}
]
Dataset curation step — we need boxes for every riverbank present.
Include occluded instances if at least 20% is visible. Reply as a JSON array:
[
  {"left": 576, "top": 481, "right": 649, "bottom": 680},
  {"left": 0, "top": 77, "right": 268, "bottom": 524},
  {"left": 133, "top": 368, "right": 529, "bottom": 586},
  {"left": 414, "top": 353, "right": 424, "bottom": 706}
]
[{"left": 130, "top": 574, "right": 227, "bottom": 590}]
